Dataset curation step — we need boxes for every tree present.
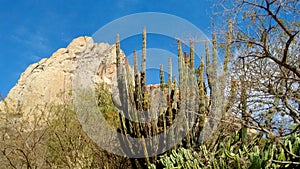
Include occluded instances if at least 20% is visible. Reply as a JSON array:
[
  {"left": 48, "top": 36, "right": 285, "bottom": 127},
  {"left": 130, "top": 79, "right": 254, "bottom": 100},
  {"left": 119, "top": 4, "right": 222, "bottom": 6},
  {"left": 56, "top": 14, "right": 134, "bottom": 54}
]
[
  {"left": 0, "top": 94, "right": 131, "bottom": 169},
  {"left": 215, "top": 0, "right": 300, "bottom": 163},
  {"left": 0, "top": 103, "right": 51, "bottom": 168}
]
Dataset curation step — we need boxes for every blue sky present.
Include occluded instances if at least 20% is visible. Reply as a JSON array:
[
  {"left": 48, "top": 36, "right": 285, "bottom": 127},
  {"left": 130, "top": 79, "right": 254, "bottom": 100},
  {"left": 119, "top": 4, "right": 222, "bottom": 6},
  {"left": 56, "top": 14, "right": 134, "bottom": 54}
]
[{"left": 0, "top": 0, "right": 215, "bottom": 97}]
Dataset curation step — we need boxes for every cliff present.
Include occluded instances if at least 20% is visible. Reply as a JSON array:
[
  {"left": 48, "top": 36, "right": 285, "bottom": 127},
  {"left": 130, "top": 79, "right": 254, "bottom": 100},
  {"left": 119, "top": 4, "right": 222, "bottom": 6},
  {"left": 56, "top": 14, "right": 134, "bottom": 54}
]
[{"left": 0, "top": 36, "right": 125, "bottom": 122}]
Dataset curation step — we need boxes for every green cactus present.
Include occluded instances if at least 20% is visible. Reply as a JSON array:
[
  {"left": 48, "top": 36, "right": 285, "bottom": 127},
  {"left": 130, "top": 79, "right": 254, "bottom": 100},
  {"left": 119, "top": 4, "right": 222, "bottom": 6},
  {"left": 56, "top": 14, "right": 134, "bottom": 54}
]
[
  {"left": 167, "top": 57, "right": 173, "bottom": 126},
  {"left": 141, "top": 27, "right": 148, "bottom": 110},
  {"left": 223, "top": 19, "right": 232, "bottom": 75},
  {"left": 177, "top": 39, "right": 183, "bottom": 87},
  {"left": 134, "top": 50, "right": 142, "bottom": 112},
  {"left": 190, "top": 40, "right": 195, "bottom": 70},
  {"left": 115, "top": 22, "right": 248, "bottom": 168},
  {"left": 211, "top": 33, "right": 218, "bottom": 87},
  {"left": 221, "top": 19, "right": 233, "bottom": 119},
  {"left": 160, "top": 64, "right": 165, "bottom": 89},
  {"left": 156, "top": 148, "right": 202, "bottom": 169},
  {"left": 205, "top": 41, "right": 211, "bottom": 91},
  {"left": 115, "top": 29, "right": 180, "bottom": 168},
  {"left": 195, "top": 57, "right": 206, "bottom": 143}
]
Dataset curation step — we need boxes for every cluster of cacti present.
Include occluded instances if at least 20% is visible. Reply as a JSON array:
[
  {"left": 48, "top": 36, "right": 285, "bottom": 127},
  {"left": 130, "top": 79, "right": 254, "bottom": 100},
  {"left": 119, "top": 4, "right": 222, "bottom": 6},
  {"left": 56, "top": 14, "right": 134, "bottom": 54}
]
[
  {"left": 221, "top": 132, "right": 300, "bottom": 169},
  {"left": 115, "top": 28, "right": 185, "bottom": 168},
  {"left": 151, "top": 132, "right": 300, "bottom": 169},
  {"left": 248, "top": 133, "right": 300, "bottom": 169},
  {"left": 114, "top": 20, "right": 234, "bottom": 168},
  {"left": 148, "top": 148, "right": 201, "bottom": 169}
]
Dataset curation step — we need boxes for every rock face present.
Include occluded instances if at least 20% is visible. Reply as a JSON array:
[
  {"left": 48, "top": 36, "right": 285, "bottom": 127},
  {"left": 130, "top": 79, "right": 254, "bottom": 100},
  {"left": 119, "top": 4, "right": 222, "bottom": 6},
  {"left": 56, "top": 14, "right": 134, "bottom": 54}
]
[{"left": 0, "top": 36, "right": 124, "bottom": 120}]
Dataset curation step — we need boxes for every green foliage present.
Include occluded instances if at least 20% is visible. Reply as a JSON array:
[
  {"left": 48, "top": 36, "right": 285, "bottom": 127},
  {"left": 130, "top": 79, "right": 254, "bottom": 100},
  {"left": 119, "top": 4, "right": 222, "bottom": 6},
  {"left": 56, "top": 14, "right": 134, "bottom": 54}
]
[
  {"left": 96, "top": 83, "right": 119, "bottom": 129},
  {"left": 47, "top": 105, "right": 97, "bottom": 168},
  {"left": 249, "top": 133, "right": 300, "bottom": 169},
  {"left": 155, "top": 148, "right": 201, "bottom": 169},
  {"left": 45, "top": 104, "right": 131, "bottom": 169},
  {"left": 151, "top": 133, "right": 300, "bottom": 169}
]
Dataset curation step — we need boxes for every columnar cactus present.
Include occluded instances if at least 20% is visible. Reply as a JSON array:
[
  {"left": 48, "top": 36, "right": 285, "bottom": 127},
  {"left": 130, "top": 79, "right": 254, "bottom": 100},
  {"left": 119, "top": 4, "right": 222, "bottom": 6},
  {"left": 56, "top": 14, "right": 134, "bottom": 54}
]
[
  {"left": 221, "top": 19, "right": 233, "bottom": 119},
  {"left": 160, "top": 64, "right": 165, "bottom": 88},
  {"left": 141, "top": 27, "right": 148, "bottom": 110},
  {"left": 190, "top": 40, "right": 195, "bottom": 70},
  {"left": 223, "top": 19, "right": 232, "bottom": 75},
  {"left": 196, "top": 57, "right": 206, "bottom": 141},
  {"left": 205, "top": 41, "right": 211, "bottom": 90},
  {"left": 115, "top": 22, "right": 233, "bottom": 167},
  {"left": 177, "top": 39, "right": 183, "bottom": 87}
]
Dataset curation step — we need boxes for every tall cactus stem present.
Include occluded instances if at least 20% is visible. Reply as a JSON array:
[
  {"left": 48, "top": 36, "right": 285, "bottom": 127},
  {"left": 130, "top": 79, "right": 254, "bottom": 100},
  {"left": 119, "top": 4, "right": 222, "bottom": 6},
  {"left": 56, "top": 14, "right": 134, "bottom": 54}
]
[
  {"left": 212, "top": 33, "right": 218, "bottom": 81},
  {"left": 160, "top": 64, "right": 165, "bottom": 89},
  {"left": 205, "top": 41, "right": 211, "bottom": 91},
  {"left": 141, "top": 136, "right": 150, "bottom": 166},
  {"left": 177, "top": 39, "right": 183, "bottom": 87},
  {"left": 167, "top": 58, "right": 173, "bottom": 126},
  {"left": 168, "top": 57, "right": 172, "bottom": 85},
  {"left": 141, "top": 27, "right": 148, "bottom": 110},
  {"left": 223, "top": 19, "right": 232, "bottom": 75},
  {"left": 134, "top": 50, "right": 139, "bottom": 77},
  {"left": 134, "top": 50, "right": 142, "bottom": 111},
  {"left": 198, "top": 57, "right": 206, "bottom": 115},
  {"left": 190, "top": 40, "right": 195, "bottom": 70}
]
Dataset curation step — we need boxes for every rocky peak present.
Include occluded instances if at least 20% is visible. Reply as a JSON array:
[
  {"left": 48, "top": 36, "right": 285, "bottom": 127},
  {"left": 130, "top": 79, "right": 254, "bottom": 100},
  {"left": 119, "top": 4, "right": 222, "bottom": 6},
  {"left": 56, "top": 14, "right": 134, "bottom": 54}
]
[{"left": 0, "top": 36, "right": 124, "bottom": 121}]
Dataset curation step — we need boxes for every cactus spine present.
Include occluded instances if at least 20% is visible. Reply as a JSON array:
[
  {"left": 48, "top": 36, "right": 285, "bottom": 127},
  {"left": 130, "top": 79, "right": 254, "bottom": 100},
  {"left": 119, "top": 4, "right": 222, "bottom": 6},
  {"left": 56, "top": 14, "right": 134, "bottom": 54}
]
[{"left": 205, "top": 41, "right": 212, "bottom": 92}]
